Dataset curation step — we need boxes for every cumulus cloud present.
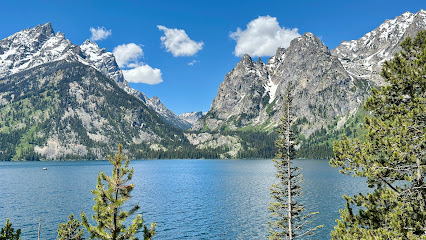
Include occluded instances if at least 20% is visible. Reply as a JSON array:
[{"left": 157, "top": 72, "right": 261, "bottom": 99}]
[
  {"left": 122, "top": 64, "right": 163, "bottom": 85},
  {"left": 112, "top": 43, "right": 144, "bottom": 68},
  {"left": 112, "top": 43, "right": 163, "bottom": 85},
  {"left": 230, "top": 16, "right": 300, "bottom": 57},
  {"left": 157, "top": 25, "right": 203, "bottom": 57},
  {"left": 90, "top": 27, "right": 112, "bottom": 41}
]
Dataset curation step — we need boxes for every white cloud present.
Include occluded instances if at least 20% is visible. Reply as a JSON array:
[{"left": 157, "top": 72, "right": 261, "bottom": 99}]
[
  {"left": 90, "top": 27, "right": 112, "bottom": 41},
  {"left": 230, "top": 16, "right": 300, "bottom": 57},
  {"left": 112, "top": 43, "right": 143, "bottom": 68},
  {"left": 113, "top": 43, "right": 163, "bottom": 85},
  {"left": 157, "top": 25, "right": 203, "bottom": 57},
  {"left": 122, "top": 64, "right": 163, "bottom": 85},
  {"left": 188, "top": 60, "right": 199, "bottom": 66}
]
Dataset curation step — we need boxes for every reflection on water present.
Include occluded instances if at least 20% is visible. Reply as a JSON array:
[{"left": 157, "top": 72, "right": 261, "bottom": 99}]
[{"left": 0, "top": 159, "right": 368, "bottom": 239}]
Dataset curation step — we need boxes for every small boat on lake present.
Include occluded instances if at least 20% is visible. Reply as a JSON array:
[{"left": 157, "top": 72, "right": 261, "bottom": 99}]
[{"left": 42, "top": 168, "right": 47, "bottom": 170}]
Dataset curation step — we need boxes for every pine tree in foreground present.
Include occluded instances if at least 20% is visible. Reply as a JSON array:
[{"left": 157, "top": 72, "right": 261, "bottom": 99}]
[
  {"left": 57, "top": 214, "right": 84, "bottom": 240},
  {"left": 0, "top": 219, "right": 21, "bottom": 240},
  {"left": 330, "top": 30, "right": 426, "bottom": 239},
  {"left": 81, "top": 144, "right": 156, "bottom": 240},
  {"left": 268, "top": 84, "right": 322, "bottom": 240}
]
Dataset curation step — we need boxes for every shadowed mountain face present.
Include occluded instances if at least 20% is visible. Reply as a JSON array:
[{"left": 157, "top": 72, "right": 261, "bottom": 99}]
[{"left": 0, "top": 60, "right": 187, "bottom": 160}]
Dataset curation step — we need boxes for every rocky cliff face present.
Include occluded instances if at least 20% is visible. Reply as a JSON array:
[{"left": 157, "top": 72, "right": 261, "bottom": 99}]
[
  {"left": 193, "top": 33, "right": 360, "bottom": 137},
  {"left": 0, "top": 23, "right": 188, "bottom": 130},
  {"left": 192, "top": 54, "right": 268, "bottom": 131},
  {"left": 332, "top": 9, "right": 426, "bottom": 85}
]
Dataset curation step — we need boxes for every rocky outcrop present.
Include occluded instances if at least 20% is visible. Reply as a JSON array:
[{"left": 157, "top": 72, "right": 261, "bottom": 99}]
[
  {"left": 185, "top": 132, "right": 242, "bottom": 158},
  {"left": 192, "top": 53, "right": 268, "bottom": 131}
]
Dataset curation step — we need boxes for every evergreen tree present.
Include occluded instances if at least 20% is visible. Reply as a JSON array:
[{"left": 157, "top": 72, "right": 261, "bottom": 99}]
[
  {"left": 330, "top": 30, "right": 426, "bottom": 239},
  {"left": 81, "top": 144, "right": 156, "bottom": 240},
  {"left": 0, "top": 219, "right": 21, "bottom": 240},
  {"left": 268, "top": 84, "right": 322, "bottom": 240},
  {"left": 57, "top": 214, "right": 84, "bottom": 240}
]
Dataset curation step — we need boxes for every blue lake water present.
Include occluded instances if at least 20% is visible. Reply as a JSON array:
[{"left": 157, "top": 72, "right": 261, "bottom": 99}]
[{"left": 0, "top": 159, "right": 368, "bottom": 239}]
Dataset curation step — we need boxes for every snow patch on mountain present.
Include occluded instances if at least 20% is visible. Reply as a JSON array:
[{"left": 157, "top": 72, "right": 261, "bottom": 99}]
[
  {"left": 264, "top": 75, "right": 278, "bottom": 104},
  {"left": 179, "top": 111, "right": 204, "bottom": 125}
]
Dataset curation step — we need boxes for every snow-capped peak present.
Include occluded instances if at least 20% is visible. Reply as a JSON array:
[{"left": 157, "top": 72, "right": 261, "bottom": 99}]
[
  {"left": 0, "top": 22, "right": 78, "bottom": 78},
  {"left": 331, "top": 10, "right": 426, "bottom": 85}
]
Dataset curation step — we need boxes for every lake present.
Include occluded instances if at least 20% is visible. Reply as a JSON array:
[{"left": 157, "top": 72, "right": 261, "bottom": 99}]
[{"left": 0, "top": 159, "right": 368, "bottom": 239}]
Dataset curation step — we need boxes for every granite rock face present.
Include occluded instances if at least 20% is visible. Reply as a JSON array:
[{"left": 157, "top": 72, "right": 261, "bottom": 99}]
[
  {"left": 79, "top": 39, "right": 128, "bottom": 89},
  {"left": 194, "top": 33, "right": 360, "bottom": 137}
]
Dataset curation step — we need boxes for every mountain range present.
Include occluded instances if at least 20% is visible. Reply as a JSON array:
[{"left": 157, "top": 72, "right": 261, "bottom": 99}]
[
  {"left": 0, "top": 23, "right": 205, "bottom": 160},
  {"left": 0, "top": 23, "right": 192, "bottom": 130},
  {"left": 0, "top": 10, "right": 425, "bottom": 160},
  {"left": 187, "top": 9, "right": 426, "bottom": 157}
]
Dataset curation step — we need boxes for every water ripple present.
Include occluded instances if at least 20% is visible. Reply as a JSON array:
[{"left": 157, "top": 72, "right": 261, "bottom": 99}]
[{"left": 0, "top": 159, "right": 368, "bottom": 239}]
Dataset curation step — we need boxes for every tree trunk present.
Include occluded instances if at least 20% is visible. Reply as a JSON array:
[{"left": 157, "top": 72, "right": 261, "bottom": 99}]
[
  {"left": 38, "top": 217, "right": 41, "bottom": 240},
  {"left": 112, "top": 166, "right": 120, "bottom": 240},
  {"left": 417, "top": 158, "right": 424, "bottom": 212},
  {"left": 287, "top": 105, "right": 293, "bottom": 240}
]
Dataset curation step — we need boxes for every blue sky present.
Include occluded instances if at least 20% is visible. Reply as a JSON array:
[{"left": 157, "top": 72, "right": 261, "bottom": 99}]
[{"left": 0, "top": 0, "right": 424, "bottom": 114}]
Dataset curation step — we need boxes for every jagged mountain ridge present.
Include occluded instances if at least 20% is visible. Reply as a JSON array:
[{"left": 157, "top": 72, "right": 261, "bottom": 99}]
[
  {"left": 0, "top": 23, "right": 189, "bottom": 129},
  {"left": 193, "top": 32, "right": 361, "bottom": 138},
  {"left": 0, "top": 23, "right": 79, "bottom": 78},
  {"left": 332, "top": 9, "right": 426, "bottom": 85}
]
